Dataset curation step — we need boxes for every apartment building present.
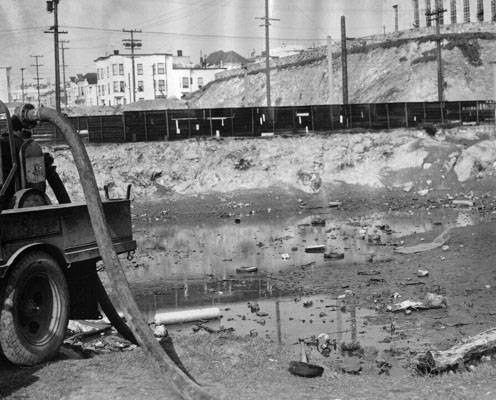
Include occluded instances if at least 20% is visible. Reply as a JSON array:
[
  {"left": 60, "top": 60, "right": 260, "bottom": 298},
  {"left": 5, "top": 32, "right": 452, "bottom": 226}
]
[
  {"left": 94, "top": 51, "right": 224, "bottom": 106},
  {"left": 384, "top": 0, "right": 496, "bottom": 30},
  {"left": 67, "top": 73, "right": 98, "bottom": 107}
]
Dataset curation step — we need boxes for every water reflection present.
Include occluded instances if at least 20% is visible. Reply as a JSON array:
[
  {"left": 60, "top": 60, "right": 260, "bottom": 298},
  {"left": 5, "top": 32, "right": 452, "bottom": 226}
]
[{"left": 129, "top": 208, "right": 484, "bottom": 287}]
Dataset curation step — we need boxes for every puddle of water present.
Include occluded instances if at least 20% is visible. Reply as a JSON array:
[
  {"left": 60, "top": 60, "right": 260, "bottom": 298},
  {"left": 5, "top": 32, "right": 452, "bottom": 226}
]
[{"left": 129, "top": 208, "right": 485, "bottom": 286}]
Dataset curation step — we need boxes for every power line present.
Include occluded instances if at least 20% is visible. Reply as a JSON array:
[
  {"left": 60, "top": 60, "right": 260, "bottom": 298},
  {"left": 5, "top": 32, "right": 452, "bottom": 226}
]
[
  {"left": 44, "top": 0, "right": 68, "bottom": 113},
  {"left": 60, "top": 24, "right": 324, "bottom": 42},
  {"left": 30, "top": 55, "right": 44, "bottom": 108},
  {"left": 122, "top": 29, "right": 142, "bottom": 103},
  {"left": 60, "top": 40, "right": 69, "bottom": 107},
  {"left": 257, "top": 0, "right": 279, "bottom": 109},
  {"left": 426, "top": 6, "right": 447, "bottom": 108}
]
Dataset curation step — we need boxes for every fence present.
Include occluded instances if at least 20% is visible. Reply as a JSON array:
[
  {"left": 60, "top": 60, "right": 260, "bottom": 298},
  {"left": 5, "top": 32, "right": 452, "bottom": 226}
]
[
  {"left": 0, "top": 101, "right": 494, "bottom": 143},
  {"left": 93, "top": 100, "right": 495, "bottom": 143}
]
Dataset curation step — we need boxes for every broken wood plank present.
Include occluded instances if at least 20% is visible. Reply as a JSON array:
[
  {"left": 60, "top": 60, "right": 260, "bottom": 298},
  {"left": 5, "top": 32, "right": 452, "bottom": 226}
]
[{"left": 415, "top": 327, "right": 496, "bottom": 374}]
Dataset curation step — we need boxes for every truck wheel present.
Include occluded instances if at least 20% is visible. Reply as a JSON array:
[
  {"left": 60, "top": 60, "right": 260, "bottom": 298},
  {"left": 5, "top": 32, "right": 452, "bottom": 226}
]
[{"left": 0, "top": 251, "right": 69, "bottom": 365}]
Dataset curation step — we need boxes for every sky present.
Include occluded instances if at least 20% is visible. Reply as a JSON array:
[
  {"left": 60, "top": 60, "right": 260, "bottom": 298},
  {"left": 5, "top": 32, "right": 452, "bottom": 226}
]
[{"left": 0, "top": 0, "right": 407, "bottom": 89}]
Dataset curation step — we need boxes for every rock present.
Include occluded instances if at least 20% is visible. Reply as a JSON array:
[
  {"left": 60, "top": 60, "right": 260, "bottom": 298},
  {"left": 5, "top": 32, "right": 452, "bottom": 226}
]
[
  {"left": 281, "top": 253, "right": 290, "bottom": 260},
  {"left": 454, "top": 140, "right": 496, "bottom": 182},
  {"left": 417, "top": 269, "right": 429, "bottom": 277},
  {"left": 341, "top": 356, "right": 362, "bottom": 374},
  {"left": 256, "top": 311, "right": 269, "bottom": 317}
]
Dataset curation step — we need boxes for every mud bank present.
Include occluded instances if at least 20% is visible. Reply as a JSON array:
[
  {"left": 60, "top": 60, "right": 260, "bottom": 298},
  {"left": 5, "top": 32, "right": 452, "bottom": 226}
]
[{"left": 46, "top": 125, "right": 496, "bottom": 202}]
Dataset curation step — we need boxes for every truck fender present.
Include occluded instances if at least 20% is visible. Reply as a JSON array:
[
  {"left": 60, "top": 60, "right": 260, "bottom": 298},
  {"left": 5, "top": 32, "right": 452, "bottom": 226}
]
[{"left": 0, "top": 243, "right": 68, "bottom": 279}]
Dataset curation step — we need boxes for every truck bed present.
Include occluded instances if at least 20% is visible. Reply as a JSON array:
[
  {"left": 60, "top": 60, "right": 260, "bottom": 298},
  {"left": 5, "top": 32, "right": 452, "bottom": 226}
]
[{"left": 0, "top": 199, "right": 136, "bottom": 278}]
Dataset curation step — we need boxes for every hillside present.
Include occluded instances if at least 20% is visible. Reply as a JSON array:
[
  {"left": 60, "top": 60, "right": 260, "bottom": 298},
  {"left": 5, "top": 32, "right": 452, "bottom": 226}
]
[
  {"left": 188, "top": 24, "right": 496, "bottom": 108},
  {"left": 47, "top": 125, "right": 496, "bottom": 203}
]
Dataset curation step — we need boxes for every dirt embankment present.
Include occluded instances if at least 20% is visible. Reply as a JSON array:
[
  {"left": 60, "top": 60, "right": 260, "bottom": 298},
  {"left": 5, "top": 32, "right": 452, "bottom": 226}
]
[
  {"left": 46, "top": 125, "right": 496, "bottom": 203},
  {"left": 189, "top": 28, "right": 496, "bottom": 108}
]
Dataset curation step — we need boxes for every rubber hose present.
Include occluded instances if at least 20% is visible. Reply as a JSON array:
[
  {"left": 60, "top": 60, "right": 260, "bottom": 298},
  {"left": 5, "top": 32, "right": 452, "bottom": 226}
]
[{"left": 15, "top": 106, "right": 213, "bottom": 400}]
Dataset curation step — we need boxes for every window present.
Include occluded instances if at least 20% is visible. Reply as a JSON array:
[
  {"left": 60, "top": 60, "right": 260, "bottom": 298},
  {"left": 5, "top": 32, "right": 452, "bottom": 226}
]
[
  {"left": 119, "top": 63, "right": 124, "bottom": 75},
  {"left": 137, "top": 63, "right": 143, "bottom": 75},
  {"left": 113, "top": 81, "right": 119, "bottom": 93},
  {"left": 107, "top": 66, "right": 109, "bottom": 78},
  {"left": 492, "top": 0, "right": 496, "bottom": 21},
  {"left": 450, "top": 0, "right": 457, "bottom": 23},
  {"left": 477, "top": 0, "right": 484, "bottom": 21},
  {"left": 437, "top": 0, "right": 444, "bottom": 24},
  {"left": 425, "top": 0, "right": 431, "bottom": 27},
  {"left": 101, "top": 85, "right": 105, "bottom": 96},
  {"left": 197, "top": 77, "right": 204, "bottom": 88},
  {"left": 182, "top": 77, "right": 189, "bottom": 88},
  {"left": 107, "top": 83, "right": 110, "bottom": 94},
  {"left": 120, "top": 81, "right": 125, "bottom": 92},
  {"left": 157, "top": 63, "right": 165, "bottom": 74},
  {"left": 464, "top": 0, "right": 470, "bottom": 22},
  {"left": 137, "top": 80, "right": 144, "bottom": 92},
  {"left": 158, "top": 79, "right": 165, "bottom": 91},
  {"left": 112, "top": 64, "right": 118, "bottom": 76}
]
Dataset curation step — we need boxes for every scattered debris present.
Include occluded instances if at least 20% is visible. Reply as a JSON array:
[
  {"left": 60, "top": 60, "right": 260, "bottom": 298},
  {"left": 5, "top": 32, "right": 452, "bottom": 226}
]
[
  {"left": 303, "top": 300, "right": 313, "bottom": 308},
  {"left": 388, "top": 293, "right": 447, "bottom": 312},
  {"left": 415, "top": 327, "right": 496, "bottom": 374},
  {"left": 305, "top": 245, "right": 326, "bottom": 253},
  {"left": 417, "top": 269, "right": 429, "bottom": 277},
  {"left": 311, "top": 218, "right": 326, "bottom": 226},
  {"left": 236, "top": 266, "right": 258, "bottom": 273},
  {"left": 452, "top": 199, "right": 474, "bottom": 208},
  {"left": 324, "top": 251, "right": 345, "bottom": 260},
  {"left": 395, "top": 229, "right": 451, "bottom": 254},
  {"left": 234, "top": 158, "right": 253, "bottom": 170},
  {"left": 328, "top": 201, "right": 342, "bottom": 208},
  {"left": 288, "top": 341, "right": 324, "bottom": 378}
]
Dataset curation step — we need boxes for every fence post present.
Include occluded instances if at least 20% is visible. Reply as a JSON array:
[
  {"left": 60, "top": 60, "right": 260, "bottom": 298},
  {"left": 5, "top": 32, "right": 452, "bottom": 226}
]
[
  {"left": 143, "top": 111, "right": 148, "bottom": 141},
  {"left": 476, "top": 101, "right": 480, "bottom": 125},
  {"left": 230, "top": 108, "right": 234, "bottom": 137},
  {"left": 165, "top": 109, "right": 169, "bottom": 141},
  {"left": 329, "top": 104, "right": 334, "bottom": 131},
  {"left": 386, "top": 103, "right": 391, "bottom": 129},
  {"left": 310, "top": 105, "right": 315, "bottom": 132},
  {"left": 122, "top": 113, "right": 126, "bottom": 142},
  {"left": 99, "top": 116, "right": 103, "bottom": 143},
  {"left": 251, "top": 108, "right": 255, "bottom": 137},
  {"left": 368, "top": 103, "right": 372, "bottom": 128},
  {"left": 348, "top": 104, "right": 352, "bottom": 129},
  {"left": 423, "top": 102, "right": 427, "bottom": 123},
  {"left": 208, "top": 109, "right": 213, "bottom": 137},
  {"left": 458, "top": 102, "right": 462, "bottom": 126},
  {"left": 404, "top": 103, "right": 409, "bottom": 128}
]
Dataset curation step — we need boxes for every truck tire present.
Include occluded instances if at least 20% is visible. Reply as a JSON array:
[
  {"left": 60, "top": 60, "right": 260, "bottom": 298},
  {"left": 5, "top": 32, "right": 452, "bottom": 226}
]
[{"left": 0, "top": 251, "right": 69, "bottom": 365}]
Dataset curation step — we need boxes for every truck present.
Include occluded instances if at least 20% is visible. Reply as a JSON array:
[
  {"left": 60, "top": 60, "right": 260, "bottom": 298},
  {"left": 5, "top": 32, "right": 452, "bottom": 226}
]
[{"left": 0, "top": 101, "right": 136, "bottom": 365}]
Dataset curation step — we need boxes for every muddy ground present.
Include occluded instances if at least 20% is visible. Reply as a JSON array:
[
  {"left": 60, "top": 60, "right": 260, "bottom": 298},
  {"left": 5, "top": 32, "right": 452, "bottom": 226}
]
[{"left": 2, "top": 184, "right": 496, "bottom": 399}]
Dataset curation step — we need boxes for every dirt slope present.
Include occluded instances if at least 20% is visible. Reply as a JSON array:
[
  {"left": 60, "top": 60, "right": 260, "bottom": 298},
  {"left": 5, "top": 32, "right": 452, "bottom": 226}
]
[
  {"left": 189, "top": 26, "right": 496, "bottom": 108},
  {"left": 46, "top": 125, "right": 495, "bottom": 202}
]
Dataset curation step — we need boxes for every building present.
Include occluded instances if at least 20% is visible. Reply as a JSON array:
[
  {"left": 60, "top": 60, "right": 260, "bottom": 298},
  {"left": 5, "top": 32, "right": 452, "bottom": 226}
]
[
  {"left": 67, "top": 73, "right": 98, "bottom": 107},
  {"left": 11, "top": 82, "right": 55, "bottom": 107},
  {"left": 94, "top": 51, "right": 225, "bottom": 106},
  {"left": 206, "top": 50, "right": 247, "bottom": 69},
  {"left": 383, "top": 0, "right": 496, "bottom": 31},
  {"left": 0, "top": 67, "right": 12, "bottom": 103}
]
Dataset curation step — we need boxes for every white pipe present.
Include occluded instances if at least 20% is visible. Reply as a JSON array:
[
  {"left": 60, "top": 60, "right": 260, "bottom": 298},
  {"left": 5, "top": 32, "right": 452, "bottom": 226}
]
[{"left": 154, "top": 307, "right": 221, "bottom": 325}]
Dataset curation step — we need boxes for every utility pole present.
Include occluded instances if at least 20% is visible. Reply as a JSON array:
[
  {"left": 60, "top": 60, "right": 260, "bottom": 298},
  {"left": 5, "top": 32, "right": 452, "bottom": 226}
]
[
  {"left": 122, "top": 29, "right": 142, "bottom": 103},
  {"left": 393, "top": 5, "right": 399, "bottom": 32},
  {"left": 45, "top": 0, "right": 67, "bottom": 112},
  {"left": 20, "top": 67, "right": 26, "bottom": 102},
  {"left": 341, "top": 16, "right": 349, "bottom": 105},
  {"left": 257, "top": 0, "right": 279, "bottom": 108},
  {"left": 327, "top": 36, "right": 334, "bottom": 103},
  {"left": 31, "top": 55, "right": 43, "bottom": 107},
  {"left": 59, "top": 40, "right": 69, "bottom": 107},
  {"left": 426, "top": 6, "right": 446, "bottom": 106}
]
